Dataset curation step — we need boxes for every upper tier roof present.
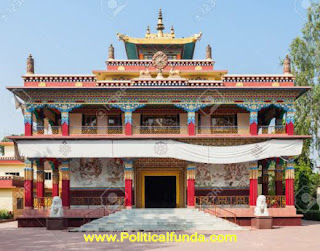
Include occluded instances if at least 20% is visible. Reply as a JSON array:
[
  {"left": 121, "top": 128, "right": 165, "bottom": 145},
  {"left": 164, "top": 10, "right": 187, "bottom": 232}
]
[{"left": 117, "top": 9, "right": 202, "bottom": 59}]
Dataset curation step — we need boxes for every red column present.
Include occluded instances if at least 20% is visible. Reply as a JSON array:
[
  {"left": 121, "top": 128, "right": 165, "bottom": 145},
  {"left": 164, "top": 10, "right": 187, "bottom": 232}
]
[
  {"left": 52, "top": 168, "right": 59, "bottom": 197},
  {"left": 286, "top": 122, "right": 294, "bottom": 135},
  {"left": 249, "top": 162, "right": 258, "bottom": 206},
  {"left": 24, "top": 160, "right": 34, "bottom": 209},
  {"left": 286, "top": 110, "right": 295, "bottom": 135},
  {"left": 61, "top": 111, "right": 69, "bottom": 136},
  {"left": 125, "top": 112, "right": 132, "bottom": 136},
  {"left": 285, "top": 158, "right": 295, "bottom": 206},
  {"left": 188, "top": 112, "right": 196, "bottom": 136},
  {"left": 249, "top": 111, "right": 258, "bottom": 135},
  {"left": 124, "top": 160, "right": 133, "bottom": 208},
  {"left": 24, "top": 110, "right": 33, "bottom": 136},
  {"left": 36, "top": 159, "right": 45, "bottom": 198},
  {"left": 60, "top": 160, "right": 70, "bottom": 208},
  {"left": 187, "top": 165, "right": 196, "bottom": 207}
]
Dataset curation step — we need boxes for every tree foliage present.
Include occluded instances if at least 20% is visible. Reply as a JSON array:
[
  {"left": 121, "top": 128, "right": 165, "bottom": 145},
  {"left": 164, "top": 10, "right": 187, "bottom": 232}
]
[{"left": 290, "top": 3, "right": 320, "bottom": 164}]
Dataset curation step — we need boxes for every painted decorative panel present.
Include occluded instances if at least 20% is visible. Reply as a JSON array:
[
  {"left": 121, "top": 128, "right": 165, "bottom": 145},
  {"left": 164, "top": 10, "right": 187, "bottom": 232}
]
[
  {"left": 70, "top": 158, "right": 124, "bottom": 187},
  {"left": 195, "top": 162, "right": 250, "bottom": 188}
]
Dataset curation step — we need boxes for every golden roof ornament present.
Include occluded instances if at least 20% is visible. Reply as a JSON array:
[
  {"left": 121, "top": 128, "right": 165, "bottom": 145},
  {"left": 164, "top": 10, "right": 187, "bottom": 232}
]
[
  {"left": 171, "top": 26, "right": 175, "bottom": 38},
  {"left": 152, "top": 51, "right": 168, "bottom": 79},
  {"left": 283, "top": 55, "right": 291, "bottom": 75},
  {"left": 145, "top": 25, "right": 151, "bottom": 37},
  {"left": 156, "top": 9, "right": 165, "bottom": 37},
  {"left": 108, "top": 44, "right": 115, "bottom": 60},
  {"left": 26, "top": 54, "right": 34, "bottom": 74},
  {"left": 206, "top": 44, "right": 212, "bottom": 60}
]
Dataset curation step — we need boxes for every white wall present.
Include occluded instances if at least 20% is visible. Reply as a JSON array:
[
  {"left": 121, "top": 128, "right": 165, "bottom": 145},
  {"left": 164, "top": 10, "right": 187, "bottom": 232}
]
[{"left": 70, "top": 113, "right": 82, "bottom": 134}]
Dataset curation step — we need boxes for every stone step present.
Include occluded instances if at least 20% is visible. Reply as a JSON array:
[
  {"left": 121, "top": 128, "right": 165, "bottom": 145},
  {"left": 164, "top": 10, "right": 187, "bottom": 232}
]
[{"left": 70, "top": 208, "right": 244, "bottom": 232}]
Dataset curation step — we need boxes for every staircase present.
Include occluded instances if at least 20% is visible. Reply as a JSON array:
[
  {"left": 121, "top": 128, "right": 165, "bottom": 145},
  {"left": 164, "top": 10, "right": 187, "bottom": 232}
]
[{"left": 70, "top": 208, "right": 244, "bottom": 232}]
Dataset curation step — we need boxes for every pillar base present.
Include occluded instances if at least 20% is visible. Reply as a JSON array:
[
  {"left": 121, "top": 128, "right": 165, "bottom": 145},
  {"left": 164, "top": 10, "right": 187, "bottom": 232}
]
[
  {"left": 126, "top": 206, "right": 133, "bottom": 209},
  {"left": 187, "top": 206, "right": 195, "bottom": 209}
]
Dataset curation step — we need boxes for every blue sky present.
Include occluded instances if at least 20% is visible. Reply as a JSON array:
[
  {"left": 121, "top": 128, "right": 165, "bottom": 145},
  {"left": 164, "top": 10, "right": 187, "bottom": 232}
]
[{"left": 0, "top": 0, "right": 317, "bottom": 137}]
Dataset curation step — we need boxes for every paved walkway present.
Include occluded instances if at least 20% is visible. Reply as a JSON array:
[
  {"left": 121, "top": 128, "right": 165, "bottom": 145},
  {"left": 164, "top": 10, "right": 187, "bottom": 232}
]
[{"left": 0, "top": 220, "right": 319, "bottom": 251}]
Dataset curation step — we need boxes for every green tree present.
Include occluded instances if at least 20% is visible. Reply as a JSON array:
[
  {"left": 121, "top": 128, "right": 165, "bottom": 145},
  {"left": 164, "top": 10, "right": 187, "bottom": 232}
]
[{"left": 289, "top": 3, "right": 320, "bottom": 164}]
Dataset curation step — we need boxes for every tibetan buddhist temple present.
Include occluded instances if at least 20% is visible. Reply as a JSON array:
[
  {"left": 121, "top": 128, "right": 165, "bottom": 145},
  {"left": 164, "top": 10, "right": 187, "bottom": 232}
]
[{"left": 7, "top": 9, "right": 311, "bottom": 228}]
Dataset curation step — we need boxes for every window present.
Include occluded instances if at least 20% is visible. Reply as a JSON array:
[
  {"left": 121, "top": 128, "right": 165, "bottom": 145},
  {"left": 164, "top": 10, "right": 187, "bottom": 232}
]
[
  {"left": 141, "top": 115, "right": 179, "bottom": 127},
  {"left": 108, "top": 115, "right": 122, "bottom": 126},
  {"left": 17, "top": 198, "right": 23, "bottom": 209},
  {"left": 5, "top": 172, "right": 19, "bottom": 176},
  {"left": 211, "top": 115, "right": 236, "bottom": 127},
  {"left": 45, "top": 172, "right": 52, "bottom": 180},
  {"left": 83, "top": 115, "right": 97, "bottom": 127}
]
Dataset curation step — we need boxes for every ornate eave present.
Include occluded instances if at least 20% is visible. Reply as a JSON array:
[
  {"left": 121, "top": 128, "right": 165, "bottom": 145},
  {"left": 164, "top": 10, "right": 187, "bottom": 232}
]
[{"left": 117, "top": 32, "right": 202, "bottom": 45}]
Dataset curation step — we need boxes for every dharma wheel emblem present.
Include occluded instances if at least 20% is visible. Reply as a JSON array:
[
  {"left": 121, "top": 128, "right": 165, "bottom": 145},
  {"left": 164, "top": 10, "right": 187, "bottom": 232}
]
[{"left": 152, "top": 51, "right": 168, "bottom": 79}]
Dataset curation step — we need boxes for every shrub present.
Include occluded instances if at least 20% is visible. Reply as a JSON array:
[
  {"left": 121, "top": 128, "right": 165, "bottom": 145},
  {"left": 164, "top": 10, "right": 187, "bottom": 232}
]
[
  {"left": 0, "top": 210, "right": 13, "bottom": 219},
  {"left": 297, "top": 210, "right": 320, "bottom": 221}
]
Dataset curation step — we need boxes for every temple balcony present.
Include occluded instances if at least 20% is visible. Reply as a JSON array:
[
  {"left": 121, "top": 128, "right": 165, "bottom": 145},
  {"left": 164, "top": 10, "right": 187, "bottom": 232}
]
[{"left": 26, "top": 104, "right": 295, "bottom": 137}]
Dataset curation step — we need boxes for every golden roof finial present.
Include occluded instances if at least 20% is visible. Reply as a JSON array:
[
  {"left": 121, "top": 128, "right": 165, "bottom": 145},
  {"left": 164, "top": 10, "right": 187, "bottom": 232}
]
[
  {"left": 171, "top": 26, "right": 175, "bottom": 38},
  {"left": 157, "top": 9, "right": 164, "bottom": 37},
  {"left": 146, "top": 25, "right": 150, "bottom": 37},
  {"left": 283, "top": 54, "right": 291, "bottom": 74},
  {"left": 26, "top": 54, "right": 34, "bottom": 74}
]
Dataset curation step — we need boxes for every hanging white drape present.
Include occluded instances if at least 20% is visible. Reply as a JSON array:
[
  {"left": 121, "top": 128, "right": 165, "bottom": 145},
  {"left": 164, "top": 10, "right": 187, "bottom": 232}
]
[{"left": 15, "top": 139, "right": 303, "bottom": 164}]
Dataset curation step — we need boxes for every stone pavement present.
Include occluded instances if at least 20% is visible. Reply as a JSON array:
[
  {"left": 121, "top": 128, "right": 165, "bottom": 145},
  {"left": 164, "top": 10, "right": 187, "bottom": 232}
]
[{"left": 0, "top": 220, "right": 319, "bottom": 251}]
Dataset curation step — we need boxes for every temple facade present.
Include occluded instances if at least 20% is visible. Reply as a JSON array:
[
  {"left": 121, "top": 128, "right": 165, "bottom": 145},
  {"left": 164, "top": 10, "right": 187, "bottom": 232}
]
[{"left": 7, "top": 10, "right": 310, "bottom": 227}]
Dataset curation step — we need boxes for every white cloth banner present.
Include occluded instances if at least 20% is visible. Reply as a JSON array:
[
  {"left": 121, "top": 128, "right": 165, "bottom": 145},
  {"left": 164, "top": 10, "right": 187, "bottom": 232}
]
[{"left": 15, "top": 139, "right": 303, "bottom": 164}]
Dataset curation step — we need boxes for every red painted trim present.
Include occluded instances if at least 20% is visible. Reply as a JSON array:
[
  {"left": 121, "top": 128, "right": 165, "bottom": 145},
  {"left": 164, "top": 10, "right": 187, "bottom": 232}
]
[
  {"left": 61, "top": 180, "right": 70, "bottom": 208},
  {"left": 25, "top": 123, "right": 32, "bottom": 136},
  {"left": 249, "top": 179, "right": 258, "bottom": 206},
  {"left": 250, "top": 122, "right": 257, "bottom": 135},
  {"left": 286, "top": 179, "right": 294, "bottom": 206},
  {"left": 24, "top": 180, "right": 33, "bottom": 208},
  {"left": 52, "top": 183, "right": 59, "bottom": 197},
  {"left": 36, "top": 181, "right": 44, "bottom": 198},
  {"left": 187, "top": 179, "right": 195, "bottom": 207},
  {"left": 61, "top": 123, "right": 69, "bottom": 136},
  {"left": 188, "top": 122, "right": 195, "bottom": 136},
  {"left": 125, "top": 123, "right": 132, "bottom": 136},
  {"left": 286, "top": 122, "right": 294, "bottom": 135},
  {"left": 0, "top": 160, "right": 24, "bottom": 164},
  {"left": 125, "top": 179, "right": 132, "bottom": 207}
]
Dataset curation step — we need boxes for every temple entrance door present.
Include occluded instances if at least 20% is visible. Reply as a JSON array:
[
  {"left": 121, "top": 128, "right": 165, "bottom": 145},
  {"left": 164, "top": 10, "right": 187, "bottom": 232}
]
[{"left": 145, "top": 176, "right": 176, "bottom": 208}]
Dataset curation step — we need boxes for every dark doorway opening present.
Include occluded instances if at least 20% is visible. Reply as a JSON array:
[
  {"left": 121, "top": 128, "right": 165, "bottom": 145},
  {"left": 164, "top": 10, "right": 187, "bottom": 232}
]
[{"left": 145, "top": 176, "right": 176, "bottom": 208}]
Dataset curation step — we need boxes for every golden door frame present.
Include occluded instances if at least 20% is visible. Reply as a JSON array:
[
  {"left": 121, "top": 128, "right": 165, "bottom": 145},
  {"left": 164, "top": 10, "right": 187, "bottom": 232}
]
[{"left": 136, "top": 169, "right": 183, "bottom": 208}]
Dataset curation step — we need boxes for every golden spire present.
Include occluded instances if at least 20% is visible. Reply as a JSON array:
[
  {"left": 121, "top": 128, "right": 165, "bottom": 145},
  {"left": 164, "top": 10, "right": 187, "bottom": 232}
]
[
  {"left": 283, "top": 54, "right": 291, "bottom": 74},
  {"left": 108, "top": 44, "right": 115, "bottom": 60},
  {"left": 146, "top": 25, "right": 150, "bottom": 37},
  {"left": 156, "top": 9, "right": 164, "bottom": 37},
  {"left": 26, "top": 54, "right": 34, "bottom": 74},
  {"left": 171, "top": 26, "right": 175, "bottom": 38}
]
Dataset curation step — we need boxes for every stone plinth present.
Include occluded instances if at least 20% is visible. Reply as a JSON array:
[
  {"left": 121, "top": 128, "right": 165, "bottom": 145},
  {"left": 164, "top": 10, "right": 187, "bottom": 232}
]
[
  {"left": 46, "top": 218, "right": 66, "bottom": 230},
  {"left": 252, "top": 216, "right": 273, "bottom": 229}
]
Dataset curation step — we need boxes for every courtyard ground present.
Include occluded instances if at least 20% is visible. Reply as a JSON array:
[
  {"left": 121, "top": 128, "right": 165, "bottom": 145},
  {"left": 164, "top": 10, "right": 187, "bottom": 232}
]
[{"left": 0, "top": 220, "right": 318, "bottom": 251}]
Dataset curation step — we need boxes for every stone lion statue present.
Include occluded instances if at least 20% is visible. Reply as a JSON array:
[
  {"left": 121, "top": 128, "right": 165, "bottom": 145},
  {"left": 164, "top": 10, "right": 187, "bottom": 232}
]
[
  {"left": 254, "top": 195, "right": 269, "bottom": 216},
  {"left": 50, "top": 196, "right": 63, "bottom": 218}
]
